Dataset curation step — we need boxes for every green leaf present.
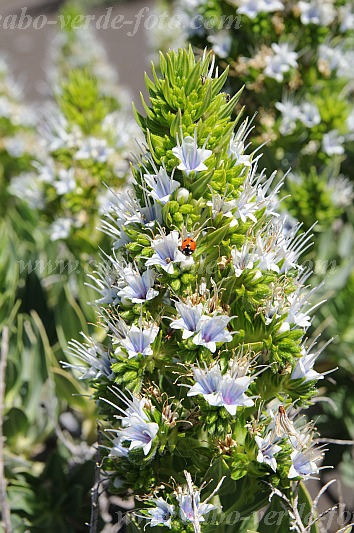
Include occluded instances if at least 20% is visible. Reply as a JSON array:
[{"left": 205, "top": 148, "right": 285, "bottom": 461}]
[
  {"left": 211, "top": 66, "right": 229, "bottom": 98},
  {"left": 52, "top": 366, "right": 93, "bottom": 413},
  {"left": 170, "top": 108, "right": 182, "bottom": 138},
  {"left": 189, "top": 168, "right": 214, "bottom": 197},
  {"left": 3, "top": 407, "right": 29, "bottom": 443},
  {"left": 195, "top": 82, "right": 212, "bottom": 120},
  {"left": 219, "top": 87, "right": 244, "bottom": 119},
  {"left": 132, "top": 102, "right": 145, "bottom": 128},
  {"left": 185, "top": 62, "right": 201, "bottom": 96}
]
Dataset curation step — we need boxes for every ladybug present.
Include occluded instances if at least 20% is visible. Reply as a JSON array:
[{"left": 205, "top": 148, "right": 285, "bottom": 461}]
[{"left": 181, "top": 237, "right": 197, "bottom": 256}]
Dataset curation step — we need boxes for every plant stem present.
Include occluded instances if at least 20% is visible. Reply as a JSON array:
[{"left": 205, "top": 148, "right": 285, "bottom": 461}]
[{"left": 89, "top": 426, "right": 101, "bottom": 533}]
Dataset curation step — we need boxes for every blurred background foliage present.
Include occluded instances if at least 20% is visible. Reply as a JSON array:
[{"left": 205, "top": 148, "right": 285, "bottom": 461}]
[{"left": 0, "top": 2, "right": 137, "bottom": 529}]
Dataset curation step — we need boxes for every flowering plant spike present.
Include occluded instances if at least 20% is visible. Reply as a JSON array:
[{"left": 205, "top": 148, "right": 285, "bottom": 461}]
[
  {"left": 154, "top": 0, "right": 354, "bottom": 233},
  {"left": 69, "top": 48, "right": 329, "bottom": 531}
]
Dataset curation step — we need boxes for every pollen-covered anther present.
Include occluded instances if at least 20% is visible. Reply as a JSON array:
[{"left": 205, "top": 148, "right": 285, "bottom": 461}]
[
  {"left": 145, "top": 384, "right": 162, "bottom": 401},
  {"left": 217, "top": 256, "right": 230, "bottom": 270},
  {"left": 273, "top": 405, "right": 306, "bottom": 448},
  {"left": 216, "top": 434, "right": 237, "bottom": 454},
  {"left": 279, "top": 362, "right": 292, "bottom": 375},
  {"left": 162, "top": 404, "right": 178, "bottom": 427},
  {"left": 143, "top": 398, "right": 154, "bottom": 411}
]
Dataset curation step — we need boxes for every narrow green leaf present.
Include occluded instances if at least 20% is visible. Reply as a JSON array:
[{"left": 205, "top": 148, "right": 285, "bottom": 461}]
[
  {"left": 132, "top": 102, "right": 145, "bottom": 129},
  {"left": 170, "top": 109, "right": 182, "bottom": 138},
  {"left": 185, "top": 62, "right": 202, "bottom": 95},
  {"left": 211, "top": 66, "right": 230, "bottom": 98},
  {"left": 195, "top": 82, "right": 212, "bottom": 120},
  {"left": 219, "top": 87, "right": 244, "bottom": 119}
]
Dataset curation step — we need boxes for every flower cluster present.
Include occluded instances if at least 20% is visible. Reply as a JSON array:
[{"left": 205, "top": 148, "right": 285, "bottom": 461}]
[
  {"left": 68, "top": 49, "right": 330, "bottom": 530},
  {"left": 0, "top": 57, "right": 40, "bottom": 187},
  {"left": 152, "top": 0, "right": 354, "bottom": 489},
  {"left": 47, "top": 3, "right": 131, "bottom": 102},
  {"left": 155, "top": 0, "right": 354, "bottom": 232},
  {"left": 0, "top": 57, "right": 44, "bottom": 323},
  {"left": 9, "top": 11, "right": 138, "bottom": 250}
]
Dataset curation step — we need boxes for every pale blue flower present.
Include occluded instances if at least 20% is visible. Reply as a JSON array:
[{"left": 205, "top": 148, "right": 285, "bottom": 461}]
[
  {"left": 118, "top": 266, "right": 159, "bottom": 303},
  {"left": 108, "top": 389, "right": 150, "bottom": 427},
  {"left": 291, "top": 350, "right": 322, "bottom": 382},
  {"left": 291, "top": 338, "right": 332, "bottom": 382},
  {"left": 44, "top": 109, "right": 83, "bottom": 152},
  {"left": 187, "top": 364, "right": 223, "bottom": 405},
  {"left": 8, "top": 172, "right": 44, "bottom": 210},
  {"left": 329, "top": 176, "right": 354, "bottom": 208},
  {"left": 146, "top": 230, "right": 186, "bottom": 274},
  {"left": 118, "top": 323, "right": 159, "bottom": 358},
  {"left": 261, "top": 0, "right": 284, "bottom": 12},
  {"left": 284, "top": 288, "right": 317, "bottom": 329},
  {"left": 170, "top": 301, "right": 203, "bottom": 339},
  {"left": 172, "top": 131, "right": 212, "bottom": 175},
  {"left": 104, "top": 390, "right": 159, "bottom": 456},
  {"left": 254, "top": 234, "right": 280, "bottom": 273},
  {"left": 235, "top": 0, "right": 283, "bottom": 18},
  {"left": 176, "top": 471, "right": 223, "bottom": 530},
  {"left": 74, "top": 136, "right": 113, "bottom": 163},
  {"left": 65, "top": 334, "right": 114, "bottom": 381},
  {"left": 255, "top": 170, "right": 283, "bottom": 218},
  {"left": 264, "top": 43, "right": 298, "bottom": 83},
  {"left": 218, "top": 376, "right": 254, "bottom": 415},
  {"left": 322, "top": 130, "right": 345, "bottom": 156},
  {"left": 120, "top": 414, "right": 159, "bottom": 455},
  {"left": 101, "top": 190, "right": 143, "bottom": 248},
  {"left": 275, "top": 98, "right": 301, "bottom": 135},
  {"left": 146, "top": 498, "right": 175, "bottom": 528},
  {"left": 234, "top": 0, "right": 261, "bottom": 19},
  {"left": 299, "top": 102, "right": 321, "bottom": 128},
  {"left": 4, "top": 134, "right": 28, "bottom": 158},
  {"left": 339, "top": 4, "right": 354, "bottom": 32},
  {"left": 207, "top": 31, "right": 232, "bottom": 59},
  {"left": 207, "top": 192, "right": 239, "bottom": 226},
  {"left": 109, "top": 416, "right": 158, "bottom": 457},
  {"left": 178, "top": 491, "right": 215, "bottom": 524},
  {"left": 318, "top": 43, "right": 344, "bottom": 73},
  {"left": 274, "top": 219, "right": 313, "bottom": 273},
  {"left": 255, "top": 434, "right": 282, "bottom": 472},
  {"left": 188, "top": 365, "right": 253, "bottom": 415},
  {"left": 288, "top": 448, "right": 320, "bottom": 479},
  {"left": 144, "top": 167, "right": 180, "bottom": 204},
  {"left": 86, "top": 260, "right": 123, "bottom": 305},
  {"left": 109, "top": 437, "right": 130, "bottom": 458},
  {"left": 298, "top": 0, "right": 335, "bottom": 26},
  {"left": 140, "top": 197, "right": 163, "bottom": 227},
  {"left": 53, "top": 167, "right": 76, "bottom": 195},
  {"left": 193, "top": 315, "right": 233, "bottom": 352},
  {"left": 107, "top": 190, "right": 143, "bottom": 229},
  {"left": 231, "top": 243, "right": 256, "bottom": 277},
  {"left": 228, "top": 127, "right": 252, "bottom": 167},
  {"left": 233, "top": 186, "right": 258, "bottom": 224},
  {"left": 49, "top": 217, "right": 72, "bottom": 241}
]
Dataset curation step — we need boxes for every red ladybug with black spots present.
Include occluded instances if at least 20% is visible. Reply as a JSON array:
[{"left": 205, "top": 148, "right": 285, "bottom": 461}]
[{"left": 181, "top": 237, "right": 197, "bottom": 256}]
